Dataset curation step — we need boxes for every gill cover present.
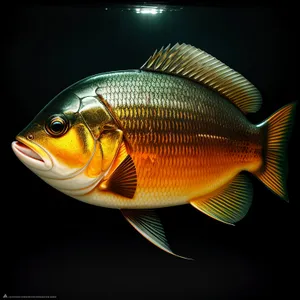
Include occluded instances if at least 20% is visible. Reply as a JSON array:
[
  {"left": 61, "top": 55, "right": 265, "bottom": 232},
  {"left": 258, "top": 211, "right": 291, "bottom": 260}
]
[
  {"left": 79, "top": 96, "right": 124, "bottom": 175},
  {"left": 79, "top": 95, "right": 137, "bottom": 199}
]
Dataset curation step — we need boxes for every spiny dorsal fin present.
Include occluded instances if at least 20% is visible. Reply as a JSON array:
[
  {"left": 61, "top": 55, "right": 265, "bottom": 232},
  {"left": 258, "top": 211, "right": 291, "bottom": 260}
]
[
  {"left": 190, "top": 173, "right": 253, "bottom": 225},
  {"left": 141, "top": 43, "right": 262, "bottom": 114},
  {"left": 121, "top": 209, "right": 193, "bottom": 260}
]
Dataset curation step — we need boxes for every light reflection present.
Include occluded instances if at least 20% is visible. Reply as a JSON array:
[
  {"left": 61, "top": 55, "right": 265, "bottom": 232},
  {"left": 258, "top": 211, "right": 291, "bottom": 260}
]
[
  {"left": 135, "top": 7, "right": 164, "bottom": 15},
  {"left": 104, "top": 5, "right": 183, "bottom": 14}
]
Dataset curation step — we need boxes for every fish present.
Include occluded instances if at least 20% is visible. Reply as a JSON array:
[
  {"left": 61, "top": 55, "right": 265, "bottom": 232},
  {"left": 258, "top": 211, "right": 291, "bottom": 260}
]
[{"left": 11, "top": 43, "right": 296, "bottom": 260}]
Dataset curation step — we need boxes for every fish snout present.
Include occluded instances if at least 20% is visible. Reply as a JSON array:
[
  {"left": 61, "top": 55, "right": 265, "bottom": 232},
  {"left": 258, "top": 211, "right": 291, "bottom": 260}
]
[{"left": 12, "top": 135, "right": 53, "bottom": 171}]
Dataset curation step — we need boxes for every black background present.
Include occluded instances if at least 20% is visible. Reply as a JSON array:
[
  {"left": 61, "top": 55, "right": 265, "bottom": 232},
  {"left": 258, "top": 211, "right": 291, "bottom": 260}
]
[{"left": 3, "top": 3, "right": 299, "bottom": 300}]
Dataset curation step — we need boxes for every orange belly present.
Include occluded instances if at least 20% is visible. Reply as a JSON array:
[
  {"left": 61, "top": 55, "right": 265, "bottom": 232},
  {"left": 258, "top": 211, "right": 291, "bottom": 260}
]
[{"left": 132, "top": 134, "right": 262, "bottom": 204}]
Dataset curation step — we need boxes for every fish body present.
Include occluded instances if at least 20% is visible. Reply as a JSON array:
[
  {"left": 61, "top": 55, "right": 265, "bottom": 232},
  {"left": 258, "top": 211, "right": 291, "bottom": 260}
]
[
  {"left": 68, "top": 70, "right": 262, "bottom": 209},
  {"left": 12, "top": 43, "right": 296, "bottom": 259}
]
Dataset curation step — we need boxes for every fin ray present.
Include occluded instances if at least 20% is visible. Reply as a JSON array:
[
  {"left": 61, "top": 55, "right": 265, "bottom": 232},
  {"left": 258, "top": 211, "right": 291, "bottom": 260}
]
[
  {"left": 190, "top": 174, "right": 253, "bottom": 225},
  {"left": 141, "top": 43, "right": 262, "bottom": 114},
  {"left": 255, "top": 102, "right": 296, "bottom": 201},
  {"left": 100, "top": 155, "right": 137, "bottom": 199},
  {"left": 121, "top": 209, "right": 193, "bottom": 260}
]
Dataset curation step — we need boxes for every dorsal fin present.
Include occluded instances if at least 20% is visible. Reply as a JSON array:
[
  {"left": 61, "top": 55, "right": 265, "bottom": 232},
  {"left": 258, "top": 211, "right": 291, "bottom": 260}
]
[{"left": 141, "top": 43, "right": 262, "bottom": 114}]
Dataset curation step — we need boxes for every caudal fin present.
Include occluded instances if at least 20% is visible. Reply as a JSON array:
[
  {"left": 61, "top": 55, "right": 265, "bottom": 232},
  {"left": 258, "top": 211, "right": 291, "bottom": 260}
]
[{"left": 256, "top": 102, "right": 296, "bottom": 202}]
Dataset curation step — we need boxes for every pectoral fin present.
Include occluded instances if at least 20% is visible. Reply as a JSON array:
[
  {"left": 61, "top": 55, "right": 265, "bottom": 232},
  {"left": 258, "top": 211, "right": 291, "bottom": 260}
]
[
  {"left": 98, "top": 128, "right": 137, "bottom": 198},
  {"left": 190, "top": 174, "right": 253, "bottom": 225},
  {"left": 121, "top": 209, "right": 193, "bottom": 260},
  {"left": 100, "top": 155, "right": 137, "bottom": 198}
]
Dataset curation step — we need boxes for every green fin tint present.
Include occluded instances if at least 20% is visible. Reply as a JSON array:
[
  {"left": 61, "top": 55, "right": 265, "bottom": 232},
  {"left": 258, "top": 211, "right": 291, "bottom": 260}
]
[
  {"left": 121, "top": 209, "right": 193, "bottom": 260},
  {"left": 190, "top": 174, "right": 253, "bottom": 225},
  {"left": 256, "top": 102, "right": 296, "bottom": 201},
  {"left": 141, "top": 43, "right": 262, "bottom": 114}
]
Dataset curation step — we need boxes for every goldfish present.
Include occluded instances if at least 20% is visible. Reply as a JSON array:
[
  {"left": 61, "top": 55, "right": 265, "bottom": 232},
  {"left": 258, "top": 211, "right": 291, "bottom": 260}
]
[{"left": 11, "top": 43, "right": 296, "bottom": 259}]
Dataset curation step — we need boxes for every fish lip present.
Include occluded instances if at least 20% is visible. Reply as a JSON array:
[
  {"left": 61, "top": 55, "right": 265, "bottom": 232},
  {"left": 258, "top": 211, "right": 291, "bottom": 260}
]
[{"left": 11, "top": 137, "right": 53, "bottom": 171}]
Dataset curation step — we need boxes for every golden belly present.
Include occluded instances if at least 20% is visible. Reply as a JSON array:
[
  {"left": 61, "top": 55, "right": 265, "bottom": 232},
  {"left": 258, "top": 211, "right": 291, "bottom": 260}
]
[{"left": 80, "top": 135, "right": 262, "bottom": 209}]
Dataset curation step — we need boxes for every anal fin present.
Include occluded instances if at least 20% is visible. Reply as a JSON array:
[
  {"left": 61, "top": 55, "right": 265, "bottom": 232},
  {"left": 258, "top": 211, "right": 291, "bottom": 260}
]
[
  {"left": 121, "top": 209, "right": 193, "bottom": 260},
  {"left": 190, "top": 174, "right": 253, "bottom": 225}
]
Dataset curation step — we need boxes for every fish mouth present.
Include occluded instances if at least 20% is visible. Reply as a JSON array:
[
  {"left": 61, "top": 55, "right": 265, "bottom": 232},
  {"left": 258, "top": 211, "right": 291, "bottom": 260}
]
[{"left": 11, "top": 137, "right": 53, "bottom": 171}]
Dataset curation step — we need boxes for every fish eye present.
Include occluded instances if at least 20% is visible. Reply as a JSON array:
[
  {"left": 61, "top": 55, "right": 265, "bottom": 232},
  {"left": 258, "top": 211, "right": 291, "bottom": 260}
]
[{"left": 45, "top": 115, "right": 69, "bottom": 137}]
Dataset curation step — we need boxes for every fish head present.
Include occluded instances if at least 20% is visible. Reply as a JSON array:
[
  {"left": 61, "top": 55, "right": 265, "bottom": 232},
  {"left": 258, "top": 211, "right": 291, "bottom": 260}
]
[{"left": 11, "top": 90, "right": 118, "bottom": 196}]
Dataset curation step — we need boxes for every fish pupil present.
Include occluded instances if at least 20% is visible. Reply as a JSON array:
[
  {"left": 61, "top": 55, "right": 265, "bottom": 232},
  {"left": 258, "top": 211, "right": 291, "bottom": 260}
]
[
  {"left": 46, "top": 115, "right": 68, "bottom": 136},
  {"left": 51, "top": 121, "right": 64, "bottom": 133}
]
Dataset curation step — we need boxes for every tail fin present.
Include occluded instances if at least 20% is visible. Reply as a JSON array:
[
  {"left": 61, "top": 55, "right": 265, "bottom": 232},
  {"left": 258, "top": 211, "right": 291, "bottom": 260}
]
[{"left": 256, "top": 102, "right": 297, "bottom": 202}]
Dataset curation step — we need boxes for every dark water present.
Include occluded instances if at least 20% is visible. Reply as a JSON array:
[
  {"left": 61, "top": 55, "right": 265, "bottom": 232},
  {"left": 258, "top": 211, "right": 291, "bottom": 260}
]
[{"left": 3, "top": 4, "right": 298, "bottom": 300}]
